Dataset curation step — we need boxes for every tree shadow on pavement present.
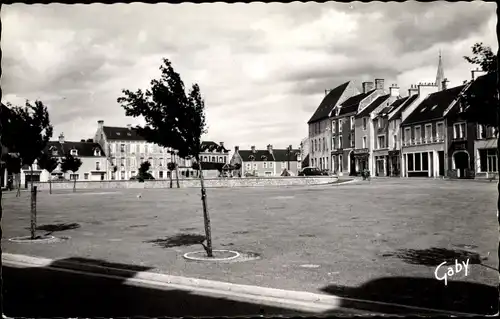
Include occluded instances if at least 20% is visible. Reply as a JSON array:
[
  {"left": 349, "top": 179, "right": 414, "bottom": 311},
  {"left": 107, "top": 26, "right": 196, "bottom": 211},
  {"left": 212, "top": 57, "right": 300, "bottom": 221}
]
[
  {"left": 31, "top": 223, "right": 81, "bottom": 236},
  {"left": 3, "top": 258, "right": 318, "bottom": 317},
  {"left": 382, "top": 247, "right": 483, "bottom": 266},
  {"left": 144, "top": 233, "right": 205, "bottom": 248},
  {"left": 320, "top": 276, "right": 498, "bottom": 315}
]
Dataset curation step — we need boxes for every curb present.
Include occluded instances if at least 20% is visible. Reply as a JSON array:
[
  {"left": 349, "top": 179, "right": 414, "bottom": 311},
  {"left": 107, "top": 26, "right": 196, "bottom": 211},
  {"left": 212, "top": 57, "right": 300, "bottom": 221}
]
[{"left": 2, "top": 253, "right": 485, "bottom": 316}]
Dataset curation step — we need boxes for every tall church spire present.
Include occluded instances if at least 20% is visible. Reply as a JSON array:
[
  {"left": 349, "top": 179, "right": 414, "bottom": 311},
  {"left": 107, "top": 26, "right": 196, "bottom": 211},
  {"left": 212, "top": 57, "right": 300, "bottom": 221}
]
[{"left": 435, "top": 50, "right": 445, "bottom": 91}]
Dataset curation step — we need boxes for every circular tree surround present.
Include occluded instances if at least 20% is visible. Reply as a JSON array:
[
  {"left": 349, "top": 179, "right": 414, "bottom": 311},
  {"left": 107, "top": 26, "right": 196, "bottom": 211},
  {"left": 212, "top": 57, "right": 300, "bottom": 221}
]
[
  {"left": 9, "top": 235, "right": 68, "bottom": 243},
  {"left": 183, "top": 249, "right": 241, "bottom": 261}
]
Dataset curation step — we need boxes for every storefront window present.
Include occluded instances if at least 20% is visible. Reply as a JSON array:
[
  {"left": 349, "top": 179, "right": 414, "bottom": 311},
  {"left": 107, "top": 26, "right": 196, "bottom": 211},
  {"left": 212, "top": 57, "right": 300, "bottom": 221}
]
[
  {"left": 422, "top": 153, "right": 429, "bottom": 171},
  {"left": 408, "top": 154, "right": 414, "bottom": 171}
]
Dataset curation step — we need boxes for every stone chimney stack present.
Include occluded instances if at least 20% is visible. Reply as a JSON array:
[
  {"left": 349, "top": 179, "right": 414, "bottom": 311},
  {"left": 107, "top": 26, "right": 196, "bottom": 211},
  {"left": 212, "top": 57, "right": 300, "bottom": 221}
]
[
  {"left": 234, "top": 146, "right": 239, "bottom": 152},
  {"left": 362, "top": 81, "right": 375, "bottom": 94},
  {"left": 442, "top": 78, "right": 449, "bottom": 90},
  {"left": 267, "top": 144, "right": 273, "bottom": 154},
  {"left": 251, "top": 146, "right": 256, "bottom": 153},
  {"left": 59, "top": 133, "right": 65, "bottom": 144},
  {"left": 408, "top": 84, "right": 419, "bottom": 96},
  {"left": 97, "top": 120, "right": 104, "bottom": 130},
  {"left": 417, "top": 82, "right": 438, "bottom": 97},
  {"left": 389, "top": 84, "right": 400, "bottom": 97},
  {"left": 374, "top": 78, "right": 385, "bottom": 90}
]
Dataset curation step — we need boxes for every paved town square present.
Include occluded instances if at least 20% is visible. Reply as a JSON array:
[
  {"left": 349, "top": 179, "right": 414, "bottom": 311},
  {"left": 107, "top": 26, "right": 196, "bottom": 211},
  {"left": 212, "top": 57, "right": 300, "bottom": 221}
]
[{"left": 2, "top": 179, "right": 498, "bottom": 315}]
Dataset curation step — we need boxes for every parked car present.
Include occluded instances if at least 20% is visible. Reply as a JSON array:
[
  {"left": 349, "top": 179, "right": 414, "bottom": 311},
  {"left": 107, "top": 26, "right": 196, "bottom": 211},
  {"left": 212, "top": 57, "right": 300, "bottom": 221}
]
[
  {"left": 130, "top": 173, "right": 155, "bottom": 181},
  {"left": 298, "top": 167, "right": 323, "bottom": 176}
]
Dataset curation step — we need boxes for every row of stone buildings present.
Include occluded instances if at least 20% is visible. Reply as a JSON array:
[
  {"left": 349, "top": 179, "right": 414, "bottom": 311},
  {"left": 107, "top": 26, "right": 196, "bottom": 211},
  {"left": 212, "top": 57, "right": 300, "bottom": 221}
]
[
  {"left": 306, "top": 54, "right": 497, "bottom": 179},
  {"left": 1, "top": 116, "right": 303, "bottom": 187}
]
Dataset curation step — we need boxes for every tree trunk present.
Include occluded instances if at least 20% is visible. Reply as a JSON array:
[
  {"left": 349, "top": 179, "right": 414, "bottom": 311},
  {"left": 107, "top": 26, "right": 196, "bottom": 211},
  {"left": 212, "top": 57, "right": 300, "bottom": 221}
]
[
  {"left": 16, "top": 173, "right": 21, "bottom": 197},
  {"left": 169, "top": 171, "right": 173, "bottom": 188},
  {"left": 49, "top": 178, "right": 52, "bottom": 195},
  {"left": 30, "top": 167, "right": 37, "bottom": 240},
  {"left": 73, "top": 174, "right": 76, "bottom": 193},
  {"left": 175, "top": 166, "right": 180, "bottom": 188},
  {"left": 198, "top": 162, "right": 213, "bottom": 257}
]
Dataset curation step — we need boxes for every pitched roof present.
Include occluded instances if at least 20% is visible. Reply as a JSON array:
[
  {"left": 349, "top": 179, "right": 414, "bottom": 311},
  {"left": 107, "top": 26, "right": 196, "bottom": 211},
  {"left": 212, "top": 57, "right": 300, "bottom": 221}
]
[
  {"left": 199, "top": 161, "right": 224, "bottom": 171},
  {"left": 200, "top": 141, "right": 229, "bottom": 153},
  {"left": 356, "top": 94, "right": 390, "bottom": 118},
  {"left": 103, "top": 126, "right": 146, "bottom": 141},
  {"left": 238, "top": 148, "right": 300, "bottom": 162},
  {"left": 44, "top": 141, "right": 106, "bottom": 157},
  {"left": 271, "top": 149, "right": 300, "bottom": 162},
  {"left": 338, "top": 90, "right": 376, "bottom": 116},
  {"left": 388, "top": 95, "right": 419, "bottom": 120},
  {"left": 402, "top": 85, "right": 465, "bottom": 126},
  {"left": 308, "top": 81, "right": 350, "bottom": 124}
]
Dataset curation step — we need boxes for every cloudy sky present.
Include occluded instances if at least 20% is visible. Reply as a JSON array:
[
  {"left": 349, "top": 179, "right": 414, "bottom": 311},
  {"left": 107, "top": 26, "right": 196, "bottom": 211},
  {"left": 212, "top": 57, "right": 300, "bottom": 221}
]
[{"left": 2, "top": 2, "right": 497, "bottom": 152}]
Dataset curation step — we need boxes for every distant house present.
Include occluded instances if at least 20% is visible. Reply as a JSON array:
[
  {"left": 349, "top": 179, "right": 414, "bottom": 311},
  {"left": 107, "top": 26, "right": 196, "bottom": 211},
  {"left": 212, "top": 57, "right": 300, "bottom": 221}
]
[
  {"left": 307, "top": 81, "right": 358, "bottom": 172},
  {"left": 20, "top": 133, "right": 108, "bottom": 187},
  {"left": 94, "top": 121, "right": 174, "bottom": 180},
  {"left": 400, "top": 84, "right": 465, "bottom": 178},
  {"left": 447, "top": 72, "right": 498, "bottom": 179},
  {"left": 196, "top": 141, "right": 230, "bottom": 178},
  {"left": 231, "top": 144, "right": 301, "bottom": 177}
]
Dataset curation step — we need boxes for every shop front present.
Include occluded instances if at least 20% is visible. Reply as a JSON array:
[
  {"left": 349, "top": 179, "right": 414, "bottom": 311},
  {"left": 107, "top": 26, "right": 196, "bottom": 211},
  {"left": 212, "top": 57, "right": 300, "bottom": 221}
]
[
  {"left": 373, "top": 150, "right": 389, "bottom": 177},
  {"left": 388, "top": 150, "right": 401, "bottom": 177},
  {"left": 353, "top": 148, "right": 369, "bottom": 175}
]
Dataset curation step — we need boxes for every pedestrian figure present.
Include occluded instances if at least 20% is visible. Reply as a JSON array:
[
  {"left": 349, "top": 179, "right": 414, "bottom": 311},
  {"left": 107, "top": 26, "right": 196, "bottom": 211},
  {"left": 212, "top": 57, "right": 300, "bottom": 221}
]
[{"left": 7, "top": 176, "right": 13, "bottom": 191}]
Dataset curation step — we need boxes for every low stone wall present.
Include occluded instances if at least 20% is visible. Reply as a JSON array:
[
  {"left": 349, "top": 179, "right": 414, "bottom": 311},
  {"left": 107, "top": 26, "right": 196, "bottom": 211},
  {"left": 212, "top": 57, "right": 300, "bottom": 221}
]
[{"left": 33, "top": 176, "right": 338, "bottom": 191}]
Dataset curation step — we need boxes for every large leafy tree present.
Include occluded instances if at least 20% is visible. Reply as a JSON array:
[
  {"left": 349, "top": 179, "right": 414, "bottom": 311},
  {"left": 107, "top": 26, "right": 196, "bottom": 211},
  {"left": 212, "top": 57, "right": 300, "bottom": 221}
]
[
  {"left": 60, "top": 153, "right": 82, "bottom": 193},
  {"left": 37, "top": 151, "right": 59, "bottom": 194},
  {"left": 2, "top": 100, "right": 53, "bottom": 240},
  {"left": 461, "top": 43, "right": 498, "bottom": 127},
  {"left": 118, "top": 58, "right": 214, "bottom": 257}
]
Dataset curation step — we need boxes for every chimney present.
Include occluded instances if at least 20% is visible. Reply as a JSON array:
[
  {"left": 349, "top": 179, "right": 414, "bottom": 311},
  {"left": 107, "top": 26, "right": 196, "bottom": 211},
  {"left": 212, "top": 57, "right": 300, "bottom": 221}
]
[
  {"left": 127, "top": 124, "right": 132, "bottom": 130},
  {"left": 417, "top": 82, "right": 438, "bottom": 97},
  {"left": 251, "top": 145, "right": 256, "bottom": 153},
  {"left": 59, "top": 133, "right": 65, "bottom": 144},
  {"left": 267, "top": 144, "right": 273, "bottom": 154},
  {"left": 362, "top": 82, "right": 374, "bottom": 94},
  {"left": 219, "top": 142, "right": 224, "bottom": 148},
  {"left": 97, "top": 120, "right": 104, "bottom": 130},
  {"left": 441, "top": 78, "right": 449, "bottom": 90},
  {"left": 389, "top": 84, "right": 400, "bottom": 97},
  {"left": 234, "top": 146, "right": 239, "bottom": 152},
  {"left": 407, "top": 84, "right": 419, "bottom": 96},
  {"left": 86, "top": 138, "right": 93, "bottom": 143},
  {"left": 374, "top": 78, "right": 385, "bottom": 90},
  {"left": 80, "top": 139, "right": 85, "bottom": 142}
]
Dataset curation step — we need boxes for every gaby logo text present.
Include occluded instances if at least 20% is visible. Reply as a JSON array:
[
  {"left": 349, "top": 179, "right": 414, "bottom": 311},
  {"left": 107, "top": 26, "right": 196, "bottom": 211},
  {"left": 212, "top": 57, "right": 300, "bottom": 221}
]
[{"left": 434, "top": 259, "right": 470, "bottom": 286}]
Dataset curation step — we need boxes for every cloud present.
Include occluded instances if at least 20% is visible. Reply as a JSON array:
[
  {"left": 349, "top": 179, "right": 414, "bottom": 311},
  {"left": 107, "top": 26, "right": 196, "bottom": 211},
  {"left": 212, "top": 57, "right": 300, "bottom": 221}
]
[{"left": 1, "top": 2, "right": 496, "bottom": 151}]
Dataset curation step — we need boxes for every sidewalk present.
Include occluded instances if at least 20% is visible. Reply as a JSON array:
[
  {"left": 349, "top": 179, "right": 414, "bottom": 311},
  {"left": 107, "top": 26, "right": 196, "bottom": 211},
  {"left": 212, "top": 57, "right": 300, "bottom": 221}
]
[{"left": 2, "top": 253, "right": 488, "bottom": 317}]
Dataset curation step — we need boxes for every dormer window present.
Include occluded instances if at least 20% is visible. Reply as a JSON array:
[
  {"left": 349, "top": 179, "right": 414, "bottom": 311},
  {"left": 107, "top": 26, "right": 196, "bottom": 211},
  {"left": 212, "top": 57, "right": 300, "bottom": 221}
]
[
  {"left": 127, "top": 132, "right": 131, "bottom": 136},
  {"left": 116, "top": 132, "right": 121, "bottom": 136},
  {"left": 94, "top": 149, "right": 101, "bottom": 156},
  {"left": 261, "top": 155, "right": 267, "bottom": 161},
  {"left": 248, "top": 155, "right": 255, "bottom": 161},
  {"left": 431, "top": 104, "right": 438, "bottom": 111},
  {"left": 70, "top": 149, "right": 78, "bottom": 156},
  {"left": 49, "top": 146, "right": 58, "bottom": 156}
]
